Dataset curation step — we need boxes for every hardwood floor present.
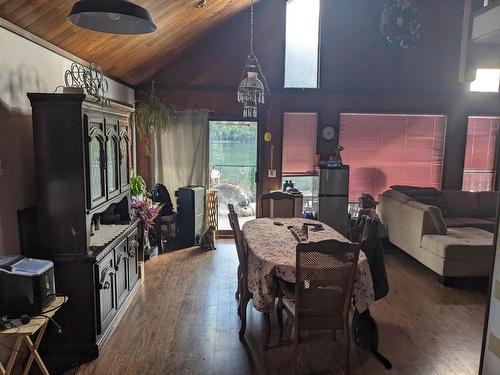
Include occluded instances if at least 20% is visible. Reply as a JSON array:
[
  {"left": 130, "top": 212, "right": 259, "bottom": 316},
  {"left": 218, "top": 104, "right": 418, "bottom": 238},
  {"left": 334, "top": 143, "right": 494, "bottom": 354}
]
[{"left": 73, "top": 240, "right": 487, "bottom": 375}]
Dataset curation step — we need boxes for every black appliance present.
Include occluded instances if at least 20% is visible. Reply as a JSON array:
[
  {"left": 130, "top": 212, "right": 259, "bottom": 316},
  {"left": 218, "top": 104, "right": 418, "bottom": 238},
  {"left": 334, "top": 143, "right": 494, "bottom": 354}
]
[
  {"left": 176, "top": 186, "right": 205, "bottom": 248},
  {"left": 0, "top": 256, "right": 56, "bottom": 316}
]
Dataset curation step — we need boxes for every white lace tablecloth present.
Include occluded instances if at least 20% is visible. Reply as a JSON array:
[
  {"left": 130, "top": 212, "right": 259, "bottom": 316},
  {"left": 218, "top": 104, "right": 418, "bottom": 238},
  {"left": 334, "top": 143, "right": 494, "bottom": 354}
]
[{"left": 242, "top": 218, "right": 375, "bottom": 314}]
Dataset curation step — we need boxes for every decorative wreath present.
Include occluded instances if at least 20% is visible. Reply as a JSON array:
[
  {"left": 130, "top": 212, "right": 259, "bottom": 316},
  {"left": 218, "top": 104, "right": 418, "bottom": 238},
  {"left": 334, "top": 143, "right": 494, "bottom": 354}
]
[{"left": 380, "top": 0, "right": 424, "bottom": 49}]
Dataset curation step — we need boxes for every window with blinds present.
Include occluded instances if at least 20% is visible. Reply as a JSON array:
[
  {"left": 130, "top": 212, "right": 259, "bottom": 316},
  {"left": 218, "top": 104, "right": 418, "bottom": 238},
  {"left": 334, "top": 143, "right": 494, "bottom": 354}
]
[
  {"left": 462, "top": 116, "right": 500, "bottom": 192},
  {"left": 282, "top": 112, "right": 318, "bottom": 175},
  {"left": 339, "top": 113, "right": 447, "bottom": 201}
]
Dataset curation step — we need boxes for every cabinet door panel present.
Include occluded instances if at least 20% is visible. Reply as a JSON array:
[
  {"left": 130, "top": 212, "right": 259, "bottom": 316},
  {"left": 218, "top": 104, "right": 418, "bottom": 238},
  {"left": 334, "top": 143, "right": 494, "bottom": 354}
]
[
  {"left": 105, "top": 118, "right": 120, "bottom": 199},
  {"left": 119, "top": 124, "right": 130, "bottom": 192},
  {"left": 87, "top": 116, "right": 107, "bottom": 208},
  {"left": 115, "top": 238, "right": 129, "bottom": 308},
  {"left": 128, "top": 229, "right": 139, "bottom": 289},
  {"left": 96, "top": 251, "right": 116, "bottom": 335}
]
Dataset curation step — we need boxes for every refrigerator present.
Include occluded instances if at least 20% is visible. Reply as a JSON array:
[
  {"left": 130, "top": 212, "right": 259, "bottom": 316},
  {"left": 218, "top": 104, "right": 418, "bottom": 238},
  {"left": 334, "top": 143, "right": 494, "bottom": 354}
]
[{"left": 318, "top": 165, "right": 349, "bottom": 236}]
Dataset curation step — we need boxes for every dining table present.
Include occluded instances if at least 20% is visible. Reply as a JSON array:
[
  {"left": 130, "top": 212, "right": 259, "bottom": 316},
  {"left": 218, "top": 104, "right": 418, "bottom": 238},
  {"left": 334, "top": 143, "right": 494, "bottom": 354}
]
[{"left": 242, "top": 217, "right": 375, "bottom": 315}]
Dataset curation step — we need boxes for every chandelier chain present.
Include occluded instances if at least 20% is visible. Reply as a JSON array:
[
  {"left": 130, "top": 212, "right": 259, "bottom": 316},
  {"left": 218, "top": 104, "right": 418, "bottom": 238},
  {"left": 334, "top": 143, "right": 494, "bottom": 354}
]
[{"left": 250, "top": 0, "right": 254, "bottom": 55}]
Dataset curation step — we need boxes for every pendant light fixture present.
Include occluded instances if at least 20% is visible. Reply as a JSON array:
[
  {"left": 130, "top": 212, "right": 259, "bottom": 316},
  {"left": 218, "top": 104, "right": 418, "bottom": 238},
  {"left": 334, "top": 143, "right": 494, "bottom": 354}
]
[
  {"left": 68, "top": 0, "right": 156, "bottom": 35},
  {"left": 237, "top": 0, "right": 270, "bottom": 118}
]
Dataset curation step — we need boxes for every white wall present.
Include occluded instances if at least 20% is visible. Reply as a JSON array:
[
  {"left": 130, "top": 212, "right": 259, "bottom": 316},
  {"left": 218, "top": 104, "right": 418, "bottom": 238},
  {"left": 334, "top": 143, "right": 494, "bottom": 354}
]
[{"left": 0, "top": 25, "right": 135, "bottom": 256}]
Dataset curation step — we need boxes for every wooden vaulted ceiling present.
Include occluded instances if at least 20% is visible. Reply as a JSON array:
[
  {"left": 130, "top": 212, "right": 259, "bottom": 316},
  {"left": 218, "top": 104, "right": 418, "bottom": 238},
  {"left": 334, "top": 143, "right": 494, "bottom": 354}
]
[{"left": 0, "top": 0, "right": 254, "bottom": 86}]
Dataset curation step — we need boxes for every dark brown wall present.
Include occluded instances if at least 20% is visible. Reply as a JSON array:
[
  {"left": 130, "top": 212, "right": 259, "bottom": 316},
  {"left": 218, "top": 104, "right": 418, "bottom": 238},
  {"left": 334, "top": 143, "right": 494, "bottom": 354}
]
[{"left": 138, "top": 0, "right": 500, "bottom": 194}]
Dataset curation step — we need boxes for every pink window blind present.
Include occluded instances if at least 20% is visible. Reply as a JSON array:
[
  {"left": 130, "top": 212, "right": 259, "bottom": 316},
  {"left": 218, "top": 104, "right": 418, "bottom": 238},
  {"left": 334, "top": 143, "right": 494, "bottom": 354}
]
[
  {"left": 462, "top": 116, "right": 500, "bottom": 192},
  {"left": 282, "top": 112, "right": 318, "bottom": 175},
  {"left": 339, "top": 113, "right": 446, "bottom": 201}
]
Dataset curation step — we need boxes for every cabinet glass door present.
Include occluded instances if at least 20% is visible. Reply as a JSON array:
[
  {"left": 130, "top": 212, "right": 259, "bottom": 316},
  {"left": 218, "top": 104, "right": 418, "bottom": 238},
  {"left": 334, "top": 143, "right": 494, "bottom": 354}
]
[
  {"left": 120, "top": 125, "right": 130, "bottom": 191},
  {"left": 88, "top": 119, "right": 107, "bottom": 207},
  {"left": 106, "top": 122, "right": 120, "bottom": 198}
]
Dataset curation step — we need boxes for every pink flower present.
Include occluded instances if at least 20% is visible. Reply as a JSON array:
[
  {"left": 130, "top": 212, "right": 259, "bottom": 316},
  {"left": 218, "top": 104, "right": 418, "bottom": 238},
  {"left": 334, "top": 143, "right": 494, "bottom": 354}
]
[{"left": 131, "top": 201, "right": 160, "bottom": 231}]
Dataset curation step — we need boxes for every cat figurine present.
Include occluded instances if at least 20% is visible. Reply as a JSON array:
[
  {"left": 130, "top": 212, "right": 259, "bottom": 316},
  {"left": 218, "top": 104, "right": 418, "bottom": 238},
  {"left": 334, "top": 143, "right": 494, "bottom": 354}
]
[{"left": 199, "top": 225, "right": 216, "bottom": 251}]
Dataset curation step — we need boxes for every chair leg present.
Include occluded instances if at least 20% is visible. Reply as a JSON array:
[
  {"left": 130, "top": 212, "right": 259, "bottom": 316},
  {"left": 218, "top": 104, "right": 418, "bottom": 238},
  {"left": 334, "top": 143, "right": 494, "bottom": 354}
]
[
  {"left": 344, "top": 325, "right": 351, "bottom": 375},
  {"left": 239, "top": 290, "right": 250, "bottom": 337},
  {"left": 263, "top": 313, "right": 271, "bottom": 350},
  {"left": 294, "top": 327, "right": 299, "bottom": 375},
  {"left": 235, "top": 265, "right": 241, "bottom": 301},
  {"left": 277, "top": 302, "right": 284, "bottom": 343}
]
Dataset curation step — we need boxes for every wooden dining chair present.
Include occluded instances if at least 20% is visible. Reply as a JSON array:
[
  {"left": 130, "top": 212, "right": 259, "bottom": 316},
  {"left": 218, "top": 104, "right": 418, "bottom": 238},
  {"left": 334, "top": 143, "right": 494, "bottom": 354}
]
[
  {"left": 228, "top": 212, "right": 249, "bottom": 337},
  {"left": 228, "top": 210, "right": 271, "bottom": 347},
  {"left": 277, "top": 239, "right": 360, "bottom": 374},
  {"left": 228, "top": 203, "right": 241, "bottom": 301},
  {"left": 260, "top": 191, "right": 295, "bottom": 218}
]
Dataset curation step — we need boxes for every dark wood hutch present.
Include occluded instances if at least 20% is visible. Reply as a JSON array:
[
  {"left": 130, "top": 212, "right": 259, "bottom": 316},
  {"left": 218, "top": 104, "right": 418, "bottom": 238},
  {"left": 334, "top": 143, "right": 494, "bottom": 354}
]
[{"left": 27, "top": 93, "right": 141, "bottom": 370}]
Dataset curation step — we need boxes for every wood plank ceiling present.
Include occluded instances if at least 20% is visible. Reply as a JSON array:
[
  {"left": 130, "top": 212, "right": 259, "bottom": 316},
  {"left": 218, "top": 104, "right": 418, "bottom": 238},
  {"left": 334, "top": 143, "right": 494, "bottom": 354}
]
[{"left": 0, "top": 0, "right": 253, "bottom": 86}]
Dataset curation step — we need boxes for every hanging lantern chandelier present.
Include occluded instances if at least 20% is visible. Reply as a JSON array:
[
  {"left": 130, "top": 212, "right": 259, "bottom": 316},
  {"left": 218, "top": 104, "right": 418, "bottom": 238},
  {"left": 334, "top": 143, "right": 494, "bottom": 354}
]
[{"left": 237, "top": 0, "right": 270, "bottom": 118}]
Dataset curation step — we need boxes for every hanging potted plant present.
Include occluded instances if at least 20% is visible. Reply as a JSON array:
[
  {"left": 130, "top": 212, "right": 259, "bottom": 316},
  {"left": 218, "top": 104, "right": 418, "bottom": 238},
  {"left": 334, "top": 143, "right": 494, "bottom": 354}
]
[{"left": 134, "top": 81, "right": 172, "bottom": 153}]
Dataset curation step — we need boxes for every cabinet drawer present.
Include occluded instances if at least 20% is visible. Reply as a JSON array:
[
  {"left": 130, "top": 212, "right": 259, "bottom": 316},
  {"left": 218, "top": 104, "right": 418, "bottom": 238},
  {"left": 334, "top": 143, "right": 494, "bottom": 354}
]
[
  {"left": 96, "top": 251, "right": 116, "bottom": 335},
  {"left": 114, "top": 238, "right": 129, "bottom": 309},
  {"left": 128, "top": 229, "right": 139, "bottom": 289}
]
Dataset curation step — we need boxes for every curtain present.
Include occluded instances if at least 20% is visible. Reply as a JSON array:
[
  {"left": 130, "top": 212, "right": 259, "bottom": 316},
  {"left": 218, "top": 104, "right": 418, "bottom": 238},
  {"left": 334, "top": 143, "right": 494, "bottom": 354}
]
[{"left": 151, "top": 110, "right": 209, "bottom": 201}]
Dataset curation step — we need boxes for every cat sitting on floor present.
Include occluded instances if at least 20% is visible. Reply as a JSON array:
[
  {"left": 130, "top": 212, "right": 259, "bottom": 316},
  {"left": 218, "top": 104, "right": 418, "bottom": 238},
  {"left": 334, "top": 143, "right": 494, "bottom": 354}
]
[{"left": 199, "top": 225, "right": 216, "bottom": 251}]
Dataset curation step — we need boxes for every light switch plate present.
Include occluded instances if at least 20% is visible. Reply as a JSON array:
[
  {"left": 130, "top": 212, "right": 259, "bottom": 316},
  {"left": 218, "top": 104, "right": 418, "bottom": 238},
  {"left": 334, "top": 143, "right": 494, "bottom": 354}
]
[
  {"left": 268, "top": 169, "right": 276, "bottom": 178},
  {"left": 0, "top": 159, "right": 5, "bottom": 177}
]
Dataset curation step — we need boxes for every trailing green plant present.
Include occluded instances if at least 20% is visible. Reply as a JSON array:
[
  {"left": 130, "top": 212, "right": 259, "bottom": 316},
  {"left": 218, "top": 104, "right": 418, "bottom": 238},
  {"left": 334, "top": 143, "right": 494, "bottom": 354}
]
[
  {"left": 134, "top": 81, "right": 172, "bottom": 138},
  {"left": 130, "top": 175, "right": 147, "bottom": 198}
]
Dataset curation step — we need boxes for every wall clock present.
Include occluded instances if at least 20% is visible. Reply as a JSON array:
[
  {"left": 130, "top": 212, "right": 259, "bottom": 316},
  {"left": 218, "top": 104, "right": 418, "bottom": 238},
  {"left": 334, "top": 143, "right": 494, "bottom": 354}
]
[{"left": 321, "top": 125, "right": 336, "bottom": 141}]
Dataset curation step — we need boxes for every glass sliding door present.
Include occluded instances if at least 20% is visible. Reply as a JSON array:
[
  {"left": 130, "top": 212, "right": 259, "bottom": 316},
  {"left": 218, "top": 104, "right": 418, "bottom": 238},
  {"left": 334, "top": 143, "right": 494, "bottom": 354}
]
[{"left": 209, "top": 120, "right": 258, "bottom": 231}]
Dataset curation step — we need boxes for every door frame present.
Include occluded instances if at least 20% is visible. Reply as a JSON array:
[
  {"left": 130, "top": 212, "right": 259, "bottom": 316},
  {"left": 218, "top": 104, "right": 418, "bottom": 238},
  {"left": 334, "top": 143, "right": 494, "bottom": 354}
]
[{"left": 208, "top": 116, "right": 261, "bottom": 237}]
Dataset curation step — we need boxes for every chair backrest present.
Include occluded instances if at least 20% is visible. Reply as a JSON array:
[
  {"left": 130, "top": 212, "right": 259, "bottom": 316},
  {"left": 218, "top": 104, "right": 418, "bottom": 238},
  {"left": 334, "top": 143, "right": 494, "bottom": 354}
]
[
  {"left": 260, "top": 191, "right": 295, "bottom": 218},
  {"left": 228, "top": 211, "right": 248, "bottom": 283},
  {"left": 295, "top": 239, "right": 360, "bottom": 329}
]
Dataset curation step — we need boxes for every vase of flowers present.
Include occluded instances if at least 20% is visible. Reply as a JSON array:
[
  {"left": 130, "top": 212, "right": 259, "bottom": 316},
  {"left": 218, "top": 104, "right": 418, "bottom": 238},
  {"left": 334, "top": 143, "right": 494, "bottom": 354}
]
[{"left": 131, "top": 200, "right": 160, "bottom": 258}]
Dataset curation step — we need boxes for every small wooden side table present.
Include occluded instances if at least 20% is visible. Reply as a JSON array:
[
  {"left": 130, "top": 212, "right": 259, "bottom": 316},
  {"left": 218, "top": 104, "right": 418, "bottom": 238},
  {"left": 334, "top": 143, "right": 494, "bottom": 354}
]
[{"left": 0, "top": 296, "right": 66, "bottom": 375}]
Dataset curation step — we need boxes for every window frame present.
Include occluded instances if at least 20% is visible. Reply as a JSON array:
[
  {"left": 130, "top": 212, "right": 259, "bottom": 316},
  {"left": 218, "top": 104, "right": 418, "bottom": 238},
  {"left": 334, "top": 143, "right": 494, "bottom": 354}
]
[{"left": 282, "top": 0, "right": 323, "bottom": 90}]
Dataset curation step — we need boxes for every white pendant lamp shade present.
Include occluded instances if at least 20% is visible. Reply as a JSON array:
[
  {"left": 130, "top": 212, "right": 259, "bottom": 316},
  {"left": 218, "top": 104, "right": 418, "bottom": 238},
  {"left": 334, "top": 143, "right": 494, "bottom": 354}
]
[{"left": 68, "top": 0, "right": 157, "bottom": 35}]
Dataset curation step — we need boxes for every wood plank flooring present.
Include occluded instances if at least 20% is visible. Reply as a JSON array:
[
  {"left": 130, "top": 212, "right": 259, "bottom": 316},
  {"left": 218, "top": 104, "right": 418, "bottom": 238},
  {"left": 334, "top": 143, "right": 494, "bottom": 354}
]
[{"left": 73, "top": 240, "right": 487, "bottom": 375}]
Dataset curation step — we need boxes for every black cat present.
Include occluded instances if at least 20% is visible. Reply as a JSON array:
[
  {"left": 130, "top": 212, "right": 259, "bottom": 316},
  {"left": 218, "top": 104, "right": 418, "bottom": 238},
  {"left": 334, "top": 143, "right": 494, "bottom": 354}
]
[{"left": 352, "top": 309, "right": 392, "bottom": 370}]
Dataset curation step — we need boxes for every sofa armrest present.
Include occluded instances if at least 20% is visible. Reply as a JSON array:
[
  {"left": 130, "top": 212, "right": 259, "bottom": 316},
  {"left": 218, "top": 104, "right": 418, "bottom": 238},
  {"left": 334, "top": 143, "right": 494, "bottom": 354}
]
[{"left": 378, "top": 192, "right": 447, "bottom": 257}]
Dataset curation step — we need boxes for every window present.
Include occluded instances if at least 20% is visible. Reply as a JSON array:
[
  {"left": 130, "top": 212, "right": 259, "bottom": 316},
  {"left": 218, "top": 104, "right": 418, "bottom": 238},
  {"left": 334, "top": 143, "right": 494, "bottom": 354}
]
[
  {"left": 339, "top": 113, "right": 447, "bottom": 201},
  {"left": 282, "top": 112, "right": 318, "bottom": 213},
  {"left": 470, "top": 69, "right": 500, "bottom": 93},
  {"left": 462, "top": 116, "right": 500, "bottom": 191},
  {"left": 284, "top": 0, "right": 321, "bottom": 88},
  {"left": 282, "top": 112, "right": 318, "bottom": 175}
]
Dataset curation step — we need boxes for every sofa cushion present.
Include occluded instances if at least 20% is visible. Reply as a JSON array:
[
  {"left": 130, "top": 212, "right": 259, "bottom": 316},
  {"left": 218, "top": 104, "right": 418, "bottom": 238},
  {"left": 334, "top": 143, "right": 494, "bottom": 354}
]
[
  {"left": 390, "top": 186, "right": 448, "bottom": 216},
  {"left": 475, "top": 191, "right": 498, "bottom": 218},
  {"left": 452, "top": 217, "right": 496, "bottom": 233},
  {"left": 441, "top": 191, "right": 481, "bottom": 218},
  {"left": 443, "top": 217, "right": 467, "bottom": 228},
  {"left": 421, "top": 227, "right": 494, "bottom": 261},
  {"left": 381, "top": 189, "right": 412, "bottom": 203}
]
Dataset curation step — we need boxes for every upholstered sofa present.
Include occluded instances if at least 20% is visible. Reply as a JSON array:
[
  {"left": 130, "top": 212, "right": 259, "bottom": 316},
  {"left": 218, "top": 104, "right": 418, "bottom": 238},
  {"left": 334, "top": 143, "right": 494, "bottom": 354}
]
[{"left": 378, "top": 187, "right": 498, "bottom": 283}]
